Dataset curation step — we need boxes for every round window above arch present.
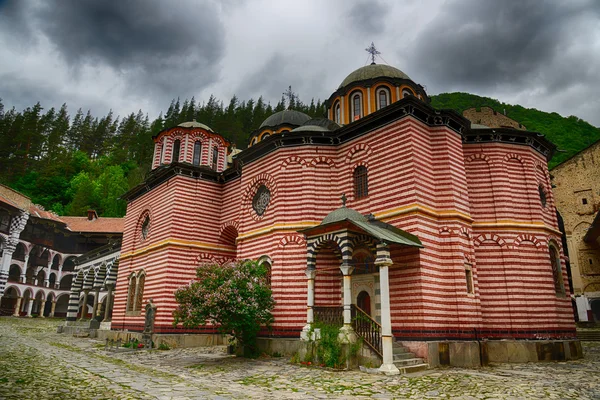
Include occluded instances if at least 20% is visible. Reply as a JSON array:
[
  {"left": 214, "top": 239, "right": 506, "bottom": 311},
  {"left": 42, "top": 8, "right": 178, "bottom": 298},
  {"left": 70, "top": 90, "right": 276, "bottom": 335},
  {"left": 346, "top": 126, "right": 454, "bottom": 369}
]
[{"left": 252, "top": 185, "right": 271, "bottom": 216}]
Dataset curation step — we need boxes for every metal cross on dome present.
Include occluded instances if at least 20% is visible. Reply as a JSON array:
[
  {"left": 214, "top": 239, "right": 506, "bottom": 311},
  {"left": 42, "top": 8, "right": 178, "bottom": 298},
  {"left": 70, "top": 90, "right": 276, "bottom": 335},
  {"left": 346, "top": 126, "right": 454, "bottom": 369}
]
[{"left": 365, "top": 42, "right": 380, "bottom": 64}]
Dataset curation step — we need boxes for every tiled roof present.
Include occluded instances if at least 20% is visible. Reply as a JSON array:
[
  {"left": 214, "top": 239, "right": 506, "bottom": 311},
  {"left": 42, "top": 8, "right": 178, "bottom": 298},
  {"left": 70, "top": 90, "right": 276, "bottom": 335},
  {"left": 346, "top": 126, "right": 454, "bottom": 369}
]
[{"left": 60, "top": 216, "right": 124, "bottom": 233}]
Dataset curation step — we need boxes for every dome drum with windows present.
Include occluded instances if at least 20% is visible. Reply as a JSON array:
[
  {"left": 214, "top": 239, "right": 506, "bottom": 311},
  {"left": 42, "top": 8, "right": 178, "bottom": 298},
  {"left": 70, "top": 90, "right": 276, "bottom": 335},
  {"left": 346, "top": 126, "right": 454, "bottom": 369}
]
[{"left": 326, "top": 63, "right": 428, "bottom": 126}]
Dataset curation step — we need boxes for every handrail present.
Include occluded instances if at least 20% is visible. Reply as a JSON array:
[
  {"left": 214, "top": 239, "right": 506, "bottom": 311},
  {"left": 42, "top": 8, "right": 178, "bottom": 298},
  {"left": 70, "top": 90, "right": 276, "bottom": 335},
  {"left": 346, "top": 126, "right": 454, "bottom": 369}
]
[
  {"left": 313, "top": 306, "right": 343, "bottom": 326},
  {"left": 351, "top": 304, "right": 382, "bottom": 358}
]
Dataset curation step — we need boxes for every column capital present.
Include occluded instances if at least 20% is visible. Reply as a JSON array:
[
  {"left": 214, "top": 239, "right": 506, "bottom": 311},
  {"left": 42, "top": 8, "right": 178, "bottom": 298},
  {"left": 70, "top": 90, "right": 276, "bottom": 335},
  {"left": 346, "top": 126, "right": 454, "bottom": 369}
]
[
  {"left": 304, "top": 268, "right": 316, "bottom": 279},
  {"left": 339, "top": 262, "right": 354, "bottom": 276}
]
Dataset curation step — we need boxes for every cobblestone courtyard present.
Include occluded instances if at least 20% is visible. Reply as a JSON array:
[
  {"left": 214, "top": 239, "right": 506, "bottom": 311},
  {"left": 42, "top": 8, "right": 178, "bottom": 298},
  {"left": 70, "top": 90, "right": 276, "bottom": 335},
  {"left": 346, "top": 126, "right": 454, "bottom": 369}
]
[{"left": 0, "top": 318, "right": 599, "bottom": 399}]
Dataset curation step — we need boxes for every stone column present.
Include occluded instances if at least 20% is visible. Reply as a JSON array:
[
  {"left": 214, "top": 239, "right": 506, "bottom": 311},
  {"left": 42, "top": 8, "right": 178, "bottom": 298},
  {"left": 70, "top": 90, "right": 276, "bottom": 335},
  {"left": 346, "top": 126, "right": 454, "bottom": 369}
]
[
  {"left": 79, "top": 289, "right": 89, "bottom": 320},
  {"left": 39, "top": 300, "right": 46, "bottom": 318},
  {"left": 376, "top": 242, "right": 399, "bottom": 375},
  {"left": 26, "top": 298, "right": 34, "bottom": 317},
  {"left": 91, "top": 288, "right": 100, "bottom": 320},
  {"left": 103, "top": 284, "right": 114, "bottom": 322},
  {"left": 13, "top": 296, "right": 22, "bottom": 317},
  {"left": 44, "top": 260, "right": 52, "bottom": 287},
  {"left": 56, "top": 266, "right": 63, "bottom": 287},
  {"left": 338, "top": 262, "right": 356, "bottom": 343},
  {"left": 50, "top": 301, "right": 56, "bottom": 318},
  {"left": 300, "top": 269, "right": 316, "bottom": 340},
  {"left": 20, "top": 255, "right": 28, "bottom": 283}
]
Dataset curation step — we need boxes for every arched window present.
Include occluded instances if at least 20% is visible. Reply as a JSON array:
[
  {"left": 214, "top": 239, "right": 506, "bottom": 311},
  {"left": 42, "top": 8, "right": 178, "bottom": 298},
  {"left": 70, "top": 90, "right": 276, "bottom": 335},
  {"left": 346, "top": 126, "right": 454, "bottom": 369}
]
[
  {"left": 212, "top": 147, "right": 219, "bottom": 168},
  {"left": 141, "top": 215, "right": 150, "bottom": 240},
  {"left": 549, "top": 245, "right": 564, "bottom": 295},
  {"left": 539, "top": 185, "right": 547, "bottom": 208},
  {"left": 351, "top": 92, "right": 362, "bottom": 121},
  {"left": 353, "top": 166, "right": 368, "bottom": 199},
  {"left": 172, "top": 139, "right": 181, "bottom": 163},
  {"left": 261, "top": 132, "right": 270, "bottom": 140},
  {"left": 377, "top": 87, "right": 390, "bottom": 110},
  {"left": 334, "top": 101, "right": 341, "bottom": 124},
  {"left": 402, "top": 89, "right": 414, "bottom": 98},
  {"left": 193, "top": 141, "right": 201, "bottom": 166},
  {"left": 127, "top": 274, "right": 136, "bottom": 312},
  {"left": 135, "top": 273, "right": 145, "bottom": 311}
]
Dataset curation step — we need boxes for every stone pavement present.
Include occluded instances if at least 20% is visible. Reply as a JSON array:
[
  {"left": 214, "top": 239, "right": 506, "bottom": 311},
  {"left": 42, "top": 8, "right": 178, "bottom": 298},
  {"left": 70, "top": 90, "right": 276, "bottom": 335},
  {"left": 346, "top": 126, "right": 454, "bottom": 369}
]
[{"left": 1, "top": 318, "right": 599, "bottom": 399}]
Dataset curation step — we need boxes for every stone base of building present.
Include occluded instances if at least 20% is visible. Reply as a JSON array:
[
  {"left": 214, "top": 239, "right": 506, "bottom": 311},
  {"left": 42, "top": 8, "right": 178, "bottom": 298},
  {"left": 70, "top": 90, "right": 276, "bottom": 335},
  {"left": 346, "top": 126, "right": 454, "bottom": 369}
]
[
  {"left": 95, "top": 329, "right": 228, "bottom": 349},
  {"left": 402, "top": 339, "right": 583, "bottom": 367}
]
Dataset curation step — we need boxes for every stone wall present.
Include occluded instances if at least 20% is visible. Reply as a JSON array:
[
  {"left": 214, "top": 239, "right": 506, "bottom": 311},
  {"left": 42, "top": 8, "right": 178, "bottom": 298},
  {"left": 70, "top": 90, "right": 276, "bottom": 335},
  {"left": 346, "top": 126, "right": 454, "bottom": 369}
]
[
  {"left": 552, "top": 139, "right": 600, "bottom": 296},
  {"left": 463, "top": 107, "right": 526, "bottom": 130}
]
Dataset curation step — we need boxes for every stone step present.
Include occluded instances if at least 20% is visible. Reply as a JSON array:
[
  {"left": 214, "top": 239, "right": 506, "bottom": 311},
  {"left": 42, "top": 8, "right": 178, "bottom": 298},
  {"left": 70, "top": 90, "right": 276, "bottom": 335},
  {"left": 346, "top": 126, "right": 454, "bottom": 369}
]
[
  {"left": 392, "top": 344, "right": 410, "bottom": 354},
  {"left": 395, "top": 363, "right": 429, "bottom": 374},
  {"left": 577, "top": 331, "right": 600, "bottom": 341},
  {"left": 392, "top": 352, "right": 414, "bottom": 360},
  {"left": 393, "top": 357, "right": 426, "bottom": 366}
]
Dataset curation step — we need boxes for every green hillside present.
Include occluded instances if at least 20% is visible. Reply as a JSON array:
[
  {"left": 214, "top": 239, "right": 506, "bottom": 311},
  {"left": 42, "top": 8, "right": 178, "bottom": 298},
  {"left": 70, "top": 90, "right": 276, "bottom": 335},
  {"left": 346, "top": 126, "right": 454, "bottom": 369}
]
[{"left": 430, "top": 92, "right": 600, "bottom": 168}]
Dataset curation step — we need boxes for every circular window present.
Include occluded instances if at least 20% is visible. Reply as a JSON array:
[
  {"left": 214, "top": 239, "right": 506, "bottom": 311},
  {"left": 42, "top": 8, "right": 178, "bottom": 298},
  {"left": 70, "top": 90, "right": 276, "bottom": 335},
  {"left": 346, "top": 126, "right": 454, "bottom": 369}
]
[
  {"left": 252, "top": 185, "right": 271, "bottom": 216},
  {"left": 141, "top": 215, "right": 150, "bottom": 240}
]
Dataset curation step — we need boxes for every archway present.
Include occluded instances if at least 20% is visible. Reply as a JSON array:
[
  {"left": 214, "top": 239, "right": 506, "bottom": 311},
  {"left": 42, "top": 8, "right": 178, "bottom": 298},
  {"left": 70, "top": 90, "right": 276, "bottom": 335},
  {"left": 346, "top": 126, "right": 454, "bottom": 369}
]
[
  {"left": 357, "top": 290, "right": 371, "bottom": 316},
  {"left": 8, "top": 265, "right": 21, "bottom": 282},
  {"left": 33, "top": 291, "right": 45, "bottom": 316},
  {"left": 36, "top": 269, "right": 46, "bottom": 287},
  {"left": 13, "top": 242, "right": 26, "bottom": 261},
  {"left": 48, "top": 272, "right": 56, "bottom": 288},
  {"left": 55, "top": 293, "right": 69, "bottom": 318},
  {"left": 62, "top": 256, "right": 77, "bottom": 273},
  {"left": 59, "top": 274, "right": 73, "bottom": 290},
  {"left": 44, "top": 293, "right": 54, "bottom": 317},
  {"left": 0, "top": 286, "right": 19, "bottom": 315}
]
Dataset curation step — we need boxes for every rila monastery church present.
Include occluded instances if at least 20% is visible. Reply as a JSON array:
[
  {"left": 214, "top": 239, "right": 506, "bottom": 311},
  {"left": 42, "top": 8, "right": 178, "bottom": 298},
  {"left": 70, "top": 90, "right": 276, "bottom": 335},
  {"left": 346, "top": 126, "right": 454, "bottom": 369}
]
[{"left": 0, "top": 58, "right": 588, "bottom": 372}]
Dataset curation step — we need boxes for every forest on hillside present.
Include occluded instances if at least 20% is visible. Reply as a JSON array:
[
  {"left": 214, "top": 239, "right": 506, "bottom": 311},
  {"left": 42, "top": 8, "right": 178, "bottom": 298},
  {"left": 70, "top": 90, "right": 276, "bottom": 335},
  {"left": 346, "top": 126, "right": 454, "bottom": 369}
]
[{"left": 1, "top": 92, "right": 598, "bottom": 218}]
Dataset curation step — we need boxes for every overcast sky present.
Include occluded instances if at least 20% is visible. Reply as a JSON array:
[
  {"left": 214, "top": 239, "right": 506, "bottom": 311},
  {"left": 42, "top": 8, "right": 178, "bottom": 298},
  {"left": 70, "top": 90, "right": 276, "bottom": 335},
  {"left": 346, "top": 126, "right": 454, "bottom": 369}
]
[{"left": 1, "top": 0, "right": 599, "bottom": 127}]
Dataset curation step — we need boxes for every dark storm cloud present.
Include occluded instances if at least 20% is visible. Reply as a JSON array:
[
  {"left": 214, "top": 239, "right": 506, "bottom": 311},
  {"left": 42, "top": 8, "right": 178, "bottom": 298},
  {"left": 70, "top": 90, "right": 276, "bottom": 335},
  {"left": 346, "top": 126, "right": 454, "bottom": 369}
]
[
  {"left": 407, "top": 1, "right": 600, "bottom": 92},
  {"left": 0, "top": 0, "right": 34, "bottom": 44},
  {"left": 235, "top": 53, "right": 310, "bottom": 106},
  {"left": 33, "top": 0, "right": 225, "bottom": 97},
  {"left": 347, "top": 1, "right": 389, "bottom": 36}
]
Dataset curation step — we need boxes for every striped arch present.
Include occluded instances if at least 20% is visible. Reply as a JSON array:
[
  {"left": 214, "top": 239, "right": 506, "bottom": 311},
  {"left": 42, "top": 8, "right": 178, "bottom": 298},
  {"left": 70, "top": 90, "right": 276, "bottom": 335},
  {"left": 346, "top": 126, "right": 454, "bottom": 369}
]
[
  {"left": 547, "top": 236, "right": 562, "bottom": 251},
  {"left": 458, "top": 227, "right": 471, "bottom": 238},
  {"left": 464, "top": 153, "right": 492, "bottom": 165},
  {"left": 281, "top": 156, "right": 307, "bottom": 169},
  {"left": 473, "top": 234, "right": 506, "bottom": 247},
  {"left": 81, "top": 269, "right": 94, "bottom": 291},
  {"left": 345, "top": 143, "right": 373, "bottom": 164},
  {"left": 72, "top": 272, "right": 84, "bottom": 292},
  {"left": 277, "top": 234, "right": 306, "bottom": 249},
  {"left": 308, "top": 156, "right": 336, "bottom": 168},
  {"left": 241, "top": 172, "right": 279, "bottom": 205},
  {"left": 349, "top": 233, "right": 377, "bottom": 254},
  {"left": 306, "top": 233, "right": 346, "bottom": 269},
  {"left": 512, "top": 234, "right": 542, "bottom": 249},
  {"left": 502, "top": 153, "right": 526, "bottom": 164},
  {"left": 189, "top": 130, "right": 208, "bottom": 141},
  {"left": 196, "top": 252, "right": 218, "bottom": 265},
  {"left": 94, "top": 263, "right": 108, "bottom": 288},
  {"left": 438, "top": 226, "right": 453, "bottom": 235},
  {"left": 105, "top": 258, "right": 119, "bottom": 286}
]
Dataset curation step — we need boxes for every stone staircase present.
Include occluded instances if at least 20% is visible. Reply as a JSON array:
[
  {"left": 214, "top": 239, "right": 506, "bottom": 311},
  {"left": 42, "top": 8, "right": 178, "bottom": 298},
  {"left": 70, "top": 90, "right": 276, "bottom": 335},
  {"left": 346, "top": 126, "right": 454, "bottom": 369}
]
[
  {"left": 393, "top": 341, "right": 429, "bottom": 373},
  {"left": 577, "top": 329, "right": 600, "bottom": 341}
]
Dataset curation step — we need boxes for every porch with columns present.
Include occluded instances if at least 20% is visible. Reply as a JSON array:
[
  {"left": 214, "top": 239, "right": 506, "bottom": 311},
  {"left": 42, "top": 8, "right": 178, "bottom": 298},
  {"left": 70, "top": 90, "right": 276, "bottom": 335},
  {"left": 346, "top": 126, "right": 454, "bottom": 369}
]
[{"left": 298, "top": 200, "right": 423, "bottom": 375}]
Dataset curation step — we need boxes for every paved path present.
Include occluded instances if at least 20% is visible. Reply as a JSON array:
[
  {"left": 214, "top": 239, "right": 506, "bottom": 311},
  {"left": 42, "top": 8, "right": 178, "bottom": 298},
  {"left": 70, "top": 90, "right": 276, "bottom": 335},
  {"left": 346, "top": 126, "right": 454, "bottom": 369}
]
[{"left": 1, "top": 318, "right": 600, "bottom": 399}]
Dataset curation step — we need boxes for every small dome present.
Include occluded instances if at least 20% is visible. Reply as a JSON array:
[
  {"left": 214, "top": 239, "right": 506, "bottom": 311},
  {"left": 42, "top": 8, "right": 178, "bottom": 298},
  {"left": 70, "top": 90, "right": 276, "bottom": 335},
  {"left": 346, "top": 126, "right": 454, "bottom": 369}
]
[
  {"left": 259, "top": 110, "right": 311, "bottom": 129},
  {"left": 178, "top": 120, "right": 214, "bottom": 132},
  {"left": 339, "top": 64, "right": 411, "bottom": 89},
  {"left": 321, "top": 206, "right": 368, "bottom": 225},
  {"left": 291, "top": 118, "right": 341, "bottom": 133}
]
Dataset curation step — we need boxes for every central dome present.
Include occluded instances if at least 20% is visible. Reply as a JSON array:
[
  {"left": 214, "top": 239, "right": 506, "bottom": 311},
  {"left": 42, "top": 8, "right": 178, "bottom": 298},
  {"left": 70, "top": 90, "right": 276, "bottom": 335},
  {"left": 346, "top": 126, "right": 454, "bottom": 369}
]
[
  {"left": 339, "top": 64, "right": 411, "bottom": 89},
  {"left": 259, "top": 110, "right": 311, "bottom": 129}
]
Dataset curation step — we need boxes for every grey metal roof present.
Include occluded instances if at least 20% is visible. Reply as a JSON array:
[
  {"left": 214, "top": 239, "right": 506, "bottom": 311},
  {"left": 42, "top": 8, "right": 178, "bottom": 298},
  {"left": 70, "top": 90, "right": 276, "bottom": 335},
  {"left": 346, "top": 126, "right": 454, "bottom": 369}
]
[
  {"left": 350, "top": 219, "right": 423, "bottom": 248},
  {"left": 339, "top": 64, "right": 411, "bottom": 89},
  {"left": 178, "top": 120, "right": 214, "bottom": 132},
  {"left": 259, "top": 110, "right": 311, "bottom": 129},
  {"left": 290, "top": 125, "right": 331, "bottom": 133},
  {"left": 321, "top": 206, "right": 368, "bottom": 224},
  {"left": 302, "top": 118, "right": 341, "bottom": 130},
  {"left": 470, "top": 123, "right": 490, "bottom": 129}
]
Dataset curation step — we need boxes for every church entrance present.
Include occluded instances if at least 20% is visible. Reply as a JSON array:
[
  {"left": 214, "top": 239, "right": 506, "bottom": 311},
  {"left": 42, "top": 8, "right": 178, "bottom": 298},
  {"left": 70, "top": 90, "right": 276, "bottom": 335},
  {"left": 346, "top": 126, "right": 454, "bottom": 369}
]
[{"left": 357, "top": 290, "right": 371, "bottom": 316}]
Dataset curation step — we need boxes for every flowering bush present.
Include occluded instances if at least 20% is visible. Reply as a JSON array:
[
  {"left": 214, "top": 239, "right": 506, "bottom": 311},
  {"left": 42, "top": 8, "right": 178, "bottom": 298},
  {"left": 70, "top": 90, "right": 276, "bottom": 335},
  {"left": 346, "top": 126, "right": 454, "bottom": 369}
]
[{"left": 173, "top": 260, "right": 275, "bottom": 358}]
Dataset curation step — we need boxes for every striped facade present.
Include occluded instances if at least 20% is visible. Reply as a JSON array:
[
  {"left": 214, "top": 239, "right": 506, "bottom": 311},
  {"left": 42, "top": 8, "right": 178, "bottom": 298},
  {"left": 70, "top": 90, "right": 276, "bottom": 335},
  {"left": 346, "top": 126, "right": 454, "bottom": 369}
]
[{"left": 113, "top": 71, "right": 575, "bottom": 342}]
